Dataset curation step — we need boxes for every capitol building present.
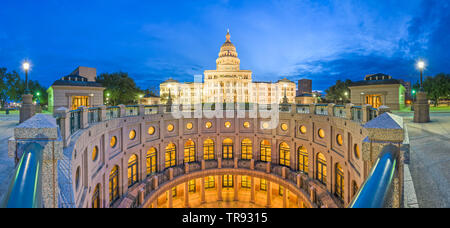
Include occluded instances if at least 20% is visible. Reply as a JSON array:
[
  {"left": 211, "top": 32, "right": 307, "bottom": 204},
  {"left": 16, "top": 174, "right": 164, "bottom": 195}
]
[{"left": 160, "top": 31, "right": 296, "bottom": 105}]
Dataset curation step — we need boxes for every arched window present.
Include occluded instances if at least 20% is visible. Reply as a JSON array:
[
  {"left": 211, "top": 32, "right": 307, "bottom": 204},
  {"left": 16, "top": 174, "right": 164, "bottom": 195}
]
[
  {"left": 92, "top": 184, "right": 101, "bottom": 208},
  {"left": 165, "top": 143, "right": 176, "bottom": 168},
  {"left": 203, "top": 139, "right": 215, "bottom": 160},
  {"left": 222, "top": 138, "right": 233, "bottom": 159},
  {"left": 146, "top": 147, "right": 157, "bottom": 176},
  {"left": 128, "top": 155, "right": 138, "bottom": 187},
  {"left": 109, "top": 165, "right": 119, "bottom": 204},
  {"left": 352, "top": 180, "right": 359, "bottom": 198},
  {"left": 298, "top": 146, "right": 308, "bottom": 174},
  {"left": 241, "top": 138, "right": 252, "bottom": 160},
  {"left": 260, "top": 140, "right": 271, "bottom": 162},
  {"left": 184, "top": 140, "right": 196, "bottom": 163},
  {"left": 316, "top": 153, "right": 327, "bottom": 185},
  {"left": 223, "top": 175, "right": 233, "bottom": 188},
  {"left": 335, "top": 163, "right": 344, "bottom": 201},
  {"left": 279, "top": 142, "right": 290, "bottom": 167}
]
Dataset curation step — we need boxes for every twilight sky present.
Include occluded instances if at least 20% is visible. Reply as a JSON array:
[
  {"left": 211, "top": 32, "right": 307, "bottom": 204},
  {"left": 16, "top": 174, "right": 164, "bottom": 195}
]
[{"left": 0, "top": 0, "right": 449, "bottom": 92}]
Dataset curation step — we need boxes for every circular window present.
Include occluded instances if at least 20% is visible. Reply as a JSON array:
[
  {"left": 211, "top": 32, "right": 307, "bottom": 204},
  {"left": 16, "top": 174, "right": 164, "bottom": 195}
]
[
  {"left": 186, "top": 122, "right": 193, "bottom": 130},
  {"left": 354, "top": 144, "right": 360, "bottom": 159},
  {"left": 337, "top": 134, "right": 343, "bottom": 146},
  {"left": 110, "top": 136, "right": 117, "bottom": 148},
  {"left": 243, "top": 121, "right": 251, "bottom": 128},
  {"left": 318, "top": 129, "right": 325, "bottom": 138},
  {"left": 92, "top": 146, "right": 98, "bottom": 161},
  {"left": 300, "top": 125, "right": 307, "bottom": 134},
  {"left": 167, "top": 124, "right": 175, "bottom": 132},
  {"left": 205, "top": 121, "right": 213, "bottom": 129},
  {"left": 262, "top": 122, "right": 270, "bottom": 129},
  {"left": 129, "top": 130, "right": 136, "bottom": 140},
  {"left": 148, "top": 126, "right": 155, "bottom": 135},
  {"left": 281, "top": 123, "right": 288, "bottom": 131},
  {"left": 225, "top": 121, "right": 232, "bottom": 128}
]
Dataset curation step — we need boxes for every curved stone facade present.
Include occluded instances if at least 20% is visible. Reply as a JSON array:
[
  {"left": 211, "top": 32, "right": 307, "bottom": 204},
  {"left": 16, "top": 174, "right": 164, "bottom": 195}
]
[{"left": 52, "top": 103, "right": 389, "bottom": 208}]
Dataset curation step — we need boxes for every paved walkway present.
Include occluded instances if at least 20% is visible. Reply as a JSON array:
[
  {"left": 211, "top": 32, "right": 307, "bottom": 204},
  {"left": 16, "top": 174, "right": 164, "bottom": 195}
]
[
  {"left": 395, "top": 112, "right": 450, "bottom": 208},
  {"left": 0, "top": 118, "right": 19, "bottom": 203}
]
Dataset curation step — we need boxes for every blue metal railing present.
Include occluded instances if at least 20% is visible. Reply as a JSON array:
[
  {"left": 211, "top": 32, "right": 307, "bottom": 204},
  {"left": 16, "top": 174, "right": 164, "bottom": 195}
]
[
  {"left": 2, "top": 143, "right": 43, "bottom": 208},
  {"left": 349, "top": 144, "right": 398, "bottom": 208}
]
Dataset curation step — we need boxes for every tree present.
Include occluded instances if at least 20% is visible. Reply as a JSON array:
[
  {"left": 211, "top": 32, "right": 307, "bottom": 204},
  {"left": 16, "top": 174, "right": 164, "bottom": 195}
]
[
  {"left": 423, "top": 73, "right": 450, "bottom": 107},
  {"left": 325, "top": 79, "right": 352, "bottom": 104},
  {"left": 96, "top": 72, "right": 144, "bottom": 106},
  {"left": 0, "top": 68, "right": 7, "bottom": 109}
]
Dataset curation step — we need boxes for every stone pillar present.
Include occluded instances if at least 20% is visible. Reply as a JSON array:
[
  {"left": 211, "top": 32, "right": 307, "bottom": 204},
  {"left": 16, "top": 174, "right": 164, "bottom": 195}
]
[
  {"left": 80, "top": 106, "right": 89, "bottom": 129},
  {"left": 99, "top": 105, "right": 107, "bottom": 121},
  {"left": 414, "top": 92, "right": 430, "bottom": 123},
  {"left": 345, "top": 103, "right": 353, "bottom": 120},
  {"left": 309, "top": 104, "right": 316, "bottom": 115},
  {"left": 139, "top": 104, "right": 145, "bottom": 116},
  {"left": 328, "top": 103, "right": 335, "bottom": 117},
  {"left": 362, "top": 105, "right": 371, "bottom": 123},
  {"left": 283, "top": 188, "right": 287, "bottom": 208},
  {"left": 250, "top": 177, "right": 255, "bottom": 204},
  {"left": 168, "top": 189, "right": 173, "bottom": 208},
  {"left": 218, "top": 176, "right": 223, "bottom": 201},
  {"left": 184, "top": 182, "right": 190, "bottom": 208},
  {"left": 8, "top": 114, "right": 63, "bottom": 208},
  {"left": 266, "top": 181, "right": 272, "bottom": 208},
  {"left": 234, "top": 175, "right": 239, "bottom": 201},
  {"left": 19, "top": 94, "right": 35, "bottom": 123},
  {"left": 54, "top": 107, "right": 70, "bottom": 147},
  {"left": 118, "top": 104, "right": 126, "bottom": 117}
]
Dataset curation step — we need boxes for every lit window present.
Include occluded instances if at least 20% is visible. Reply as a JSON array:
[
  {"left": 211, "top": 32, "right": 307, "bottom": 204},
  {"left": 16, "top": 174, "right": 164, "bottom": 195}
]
[
  {"left": 279, "top": 142, "right": 290, "bottom": 167},
  {"left": 184, "top": 140, "right": 196, "bottom": 163},
  {"left": 241, "top": 176, "right": 251, "bottom": 189},
  {"left": 146, "top": 147, "right": 157, "bottom": 176},
  {"left": 222, "top": 138, "right": 233, "bottom": 159},
  {"left": 75, "top": 167, "right": 80, "bottom": 190},
  {"left": 110, "top": 136, "right": 117, "bottom": 148},
  {"left": 109, "top": 165, "right": 119, "bottom": 204},
  {"left": 279, "top": 185, "right": 284, "bottom": 196},
  {"left": 128, "top": 155, "right": 138, "bottom": 187},
  {"left": 300, "top": 125, "right": 307, "bottom": 134},
  {"left": 281, "top": 123, "right": 288, "bottom": 131},
  {"left": 317, "top": 153, "right": 327, "bottom": 185},
  {"left": 205, "top": 176, "right": 215, "bottom": 189},
  {"left": 318, "top": 129, "right": 325, "bottom": 139},
  {"left": 337, "top": 134, "right": 343, "bottom": 146},
  {"left": 225, "top": 121, "right": 232, "bottom": 128},
  {"left": 129, "top": 130, "right": 136, "bottom": 140},
  {"left": 335, "top": 163, "right": 344, "bottom": 201},
  {"left": 354, "top": 144, "right": 360, "bottom": 159},
  {"left": 260, "top": 179, "right": 267, "bottom": 191},
  {"left": 241, "top": 138, "right": 252, "bottom": 160},
  {"left": 92, "top": 146, "right": 98, "bottom": 161},
  {"left": 165, "top": 143, "right": 176, "bottom": 168},
  {"left": 298, "top": 146, "right": 308, "bottom": 174},
  {"left": 172, "top": 187, "right": 177, "bottom": 197},
  {"left": 186, "top": 122, "right": 193, "bottom": 130},
  {"left": 205, "top": 121, "right": 213, "bottom": 129},
  {"left": 92, "top": 184, "right": 101, "bottom": 208},
  {"left": 188, "top": 180, "right": 196, "bottom": 193},
  {"left": 203, "top": 139, "right": 215, "bottom": 160},
  {"left": 167, "top": 124, "right": 175, "bottom": 132},
  {"left": 260, "top": 140, "right": 271, "bottom": 162},
  {"left": 243, "top": 121, "right": 251, "bottom": 128},
  {"left": 148, "top": 126, "right": 155, "bottom": 135},
  {"left": 223, "top": 175, "right": 233, "bottom": 188}
]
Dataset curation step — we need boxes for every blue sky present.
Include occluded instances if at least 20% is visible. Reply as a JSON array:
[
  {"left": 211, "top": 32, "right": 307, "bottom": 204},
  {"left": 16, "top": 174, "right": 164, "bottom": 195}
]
[{"left": 0, "top": 0, "right": 449, "bottom": 92}]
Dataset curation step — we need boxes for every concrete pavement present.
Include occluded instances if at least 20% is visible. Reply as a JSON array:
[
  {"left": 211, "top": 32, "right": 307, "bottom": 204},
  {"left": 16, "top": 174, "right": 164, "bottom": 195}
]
[{"left": 0, "top": 119, "right": 18, "bottom": 203}]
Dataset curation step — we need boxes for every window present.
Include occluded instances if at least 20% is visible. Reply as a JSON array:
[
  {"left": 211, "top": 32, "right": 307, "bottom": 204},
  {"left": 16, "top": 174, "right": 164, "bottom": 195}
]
[
  {"left": 128, "top": 155, "right": 138, "bottom": 187},
  {"left": 352, "top": 181, "right": 359, "bottom": 198},
  {"left": 318, "top": 129, "right": 325, "bottom": 139},
  {"left": 241, "top": 138, "right": 252, "bottom": 160},
  {"left": 243, "top": 121, "right": 251, "bottom": 128},
  {"left": 336, "top": 134, "right": 343, "bottom": 146},
  {"left": 223, "top": 175, "right": 233, "bottom": 188},
  {"left": 354, "top": 144, "right": 361, "bottom": 159},
  {"left": 92, "top": 146, "right": 98, "bottom": 161},
  {"left": 279, "top": 186, "right": 284, "bottom": 196},
  {"left": 260, "top": 140, "right": 271, "bottom": 162},
  {"left": 205, "top": 176, "right": 215, "bottom": 189},
  {"left": 188, "top": 180, "right": 196, "bottom": 193},
  {"left": 109, "top": 165, "right": 119, "bottom": 204},
  {"left": 203, "top": 139, "right": 215, "bottom": 160},
  {"left": 298, "top": 146, "right": 309, "bottom": 174},
  {"left": 186, "top": 122, "right": 193, "bottom": 130},
  {"left": 205, "top": 121, "right": 213, "bottom": 129},
  {"left": 279, "top": 142, "right": 290, "bottom": 167},
  {"left": 71, "top": 96, "right": 89, "bottom": 110},
  {"left": 148, "top": 126, "right": 155, "bottom": 135},
  {"left": 225, "top": 121, "right": 232, "bottom": 128},
  {"left": 92, "top": 184, "right": 101, "bottom": 208},
  {"left": 184, "top": 140, "right": 196, "bottom": 163},
  {"left": 146, "top": 147, "right": 157, "bottom": 176},
  {"left": 165, "top": 143, "right": 176, "bottom": 168},
  {"left": 281, "top": 123, "right": 288, "bottom": 131},
  {"left": 110, "top": 136, "right": 117, "bottom": 148},
  {"left": 317, "top": 153, "right": 327, "bottom": 185},
  {"left": 335, "top": 163, "right": 344, "bottom": 201},
  {"left": 260, "top": 179, "right": 267, "bottom": 191},
  {"left": 75, "top": 167, "right": 80, "bottom": 190},
  {"left": 222, "top": 138, "right": 233, "bottom": 159},
  {"left": 241, "top": 176, "right": 251, "bottom": 189},
  {"left": 172, "top": 187, "right": 177, "bottom": 197},
  {"left": 129, "top": 130, "right": 136, "bottom": 140}
]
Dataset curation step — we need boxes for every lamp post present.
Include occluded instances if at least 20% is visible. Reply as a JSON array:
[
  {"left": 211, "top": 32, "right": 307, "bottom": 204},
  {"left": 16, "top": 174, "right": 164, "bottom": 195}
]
[
  {"left": 23, "top": 62, "right": 30, "bottom": 94},
  {"left": 414, "top": 60, "right": 430, "bottom": 123},
  {"left": 418, "top": 61, "right": 425, "bottom": 91}
]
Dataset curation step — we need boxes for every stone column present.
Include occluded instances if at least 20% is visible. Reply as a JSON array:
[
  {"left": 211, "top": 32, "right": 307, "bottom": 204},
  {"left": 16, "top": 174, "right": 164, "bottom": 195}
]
[
  {"left": 328, "top": 103, "right": 335, "bottom": 117},
  {"left": 54, "top": 107, "right": 70, "bottom": 147},
  {"left": 414, "top": 92, "right": 430, "bottom": 123},
  {"left": 80, "top": 106, "right": 89, "bottom": 129},
  {"left": 99, "top": 105, "right": 107, "bottom": 121},
  {"left": 234, "top": 175, "right": 239, "bottom": 201},
  {"left": 283, "top": 188, "right": 287, "bottom": 208},
  {"left": 250, "top": 177, "right": 255, "bottom": 204},
  {"left": 118, "top": 104, "right": 126, "bottom": 117},
  {"left": 345, "top": 103, "right": 353, "bottom": 120},
  {"left": 362, "top": 105, "right": 371, "bottom": 123},
  {"left": 266, "top": 181, "right": 272, "bottom": 208},
  {"left": 201, "top": 177, "right": 206, "bottom": 204},
  {"left": 139, "top": 104, "right": 145, "bottom": 116},
  {"left": 19, "top": 94, "right": 35, "bottom": 123},
  {"left": 168, "top": 189, "right": 173, "bottom": 208},
  {"left": 309, "top": 104, "right": 316, "bottom": 115},
  {"left": 184, "top": 182, "right": 190, "bottom": 208}
]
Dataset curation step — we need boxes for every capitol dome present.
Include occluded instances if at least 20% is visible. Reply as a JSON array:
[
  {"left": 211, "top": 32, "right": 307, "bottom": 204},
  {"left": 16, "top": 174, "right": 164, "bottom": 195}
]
[{"left": 216, "top": 29, "right": 240, "bottom": 71}]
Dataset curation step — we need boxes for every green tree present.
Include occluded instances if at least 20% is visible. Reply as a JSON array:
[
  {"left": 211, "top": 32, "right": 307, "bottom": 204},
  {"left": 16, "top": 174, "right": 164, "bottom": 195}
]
[
  {"left": 0, "top": 68, "right": 7, "bottom": 109},
  {"left": 423, "top": 73, "right": 450, "bottom": 107},
  {"left": 325, "top": 79, "right": 352, "bottom": 104},
  {"left": 97, "top": 72, "right": 144, "bottom": 106}
]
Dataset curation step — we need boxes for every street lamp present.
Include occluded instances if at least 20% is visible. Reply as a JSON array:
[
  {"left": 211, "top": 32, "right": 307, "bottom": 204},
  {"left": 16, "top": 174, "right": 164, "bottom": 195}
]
[
  {"left": 22, "top": 61, "right": 31, "bottom": 94},
  {"left": 417, "top": 61, "right": 425, "bottom": 91}
]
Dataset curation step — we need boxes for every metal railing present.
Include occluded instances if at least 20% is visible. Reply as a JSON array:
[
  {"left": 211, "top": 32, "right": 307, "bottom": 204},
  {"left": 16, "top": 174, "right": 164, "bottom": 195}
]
[
  {"left": 125, "top": 105, "right": 139, "bottom": 117},
  {"left": 315, "top": 104, "right": 328, "bottom": 116},
  {"left": 352, "top": 106, "right": 362, "bottom": 122},
  {"left": 106, "top": 106, "right": 120, "bottom": 120},
  {"left": 296, "top": 104, "right": 310, "bottom": 114},
  {"left": 70, "top": 109, "right": 81, "bottom": 134},
  {"left": 334, "top": 105, "right": 346, "bottom": 118},
  {"left": 2, "top": 143, "right": 42, "bottom": 208},
  {"left": 88, "top": 107, "right": 100, "bottom": 124},
  {"left": 349, "top": 144, "right": 398, "bottom": 208}
]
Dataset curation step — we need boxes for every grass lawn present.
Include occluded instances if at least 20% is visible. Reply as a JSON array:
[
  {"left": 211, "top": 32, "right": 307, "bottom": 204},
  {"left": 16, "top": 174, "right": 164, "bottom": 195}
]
[{"left": 0, "top": 110, "right": 52, "bottom": 115}]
